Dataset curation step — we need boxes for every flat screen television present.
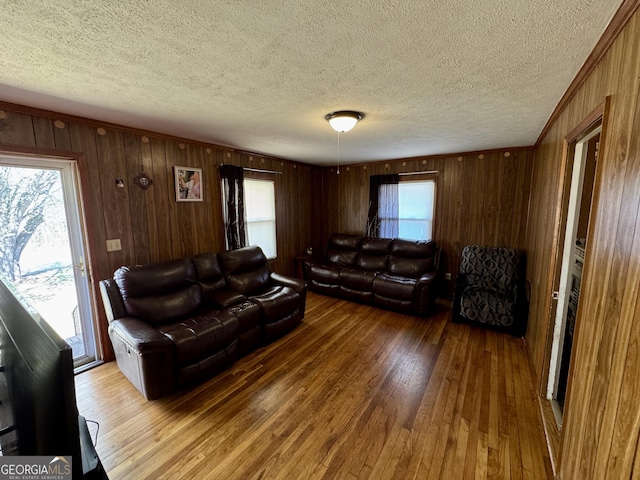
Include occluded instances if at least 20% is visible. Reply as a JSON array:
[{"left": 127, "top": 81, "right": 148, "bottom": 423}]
[{"left": 0, "top": 278, "right": 106, "bottom": 479}]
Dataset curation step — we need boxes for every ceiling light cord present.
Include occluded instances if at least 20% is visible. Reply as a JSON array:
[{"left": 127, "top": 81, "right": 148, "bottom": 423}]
[{"left": 337, "top": 132, "right": 341, "bottom": 175}]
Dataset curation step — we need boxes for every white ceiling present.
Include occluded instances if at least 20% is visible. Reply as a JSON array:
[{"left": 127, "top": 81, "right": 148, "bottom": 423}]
[{"left": 0, "top": 1, "right": 624, "bottom": 166}]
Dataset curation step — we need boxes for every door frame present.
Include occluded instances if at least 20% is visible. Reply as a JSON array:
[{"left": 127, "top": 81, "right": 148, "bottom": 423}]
[
  {"left": 546, "top": 126, "right": 600, "bottom": 407},
  {"left": 539, "top": 98, "right": 610, "bottom": 396},
  {"left": 0, "top": 144, "right": 109, "bottom": 364}
]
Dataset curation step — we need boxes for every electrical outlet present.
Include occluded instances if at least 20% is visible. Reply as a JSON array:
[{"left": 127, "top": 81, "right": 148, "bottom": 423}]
[
  {"left": 444, "top": 272, "right": 452, "bottom": 280},
  {"left": 106, "top": 239, "right": 122, "bottom": 252}
]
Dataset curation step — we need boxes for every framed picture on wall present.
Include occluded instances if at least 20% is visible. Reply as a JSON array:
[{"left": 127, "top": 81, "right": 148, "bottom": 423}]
[{"left": 174, "top": 166, "right": 203, "bottom": 202}]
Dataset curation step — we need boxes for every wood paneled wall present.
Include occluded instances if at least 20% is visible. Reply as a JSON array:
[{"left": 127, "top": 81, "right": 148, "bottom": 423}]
[
  {"left": 3, "top": 4, "right": 640, "bottom": 474},
  {"left": 525, "top": 6, "right": 640, "bottom": 479},
  {"left": 0, "top": 104, "right": 319, "bottom": 361},
  {"left": 315, "top": 149, "right": 533, "bottom": 292}
]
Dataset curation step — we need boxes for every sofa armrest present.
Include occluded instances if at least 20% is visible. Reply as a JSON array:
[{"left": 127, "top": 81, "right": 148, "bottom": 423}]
[
  {"left": 270, "top": 272, "right": 307, "bottom": 312},
  {"left": 301, "top": 256, "right": 322, "bottom": 281},
  {"left": 415, "top": 271, "right": 438, "bottom": 316},
  {"left": 205, "top": 288, "right": 248, "bottom": 308},
  {"left": 108, "top": 317, "right": 175, "bottom": 400},
  {"left": 99, "top": 279, "right": 126, "bottom": 322},
  {"left": 270, "top": 272, "right": 307, "bottom": 296},
  {"left": 109, "top": 317, "right": 174, "bottom": 354}
]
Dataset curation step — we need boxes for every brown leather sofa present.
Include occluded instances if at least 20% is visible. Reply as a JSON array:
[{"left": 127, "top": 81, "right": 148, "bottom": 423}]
[
  {"left": 99, "top": 245, "right": 306, "bottom": 400},
  {"left": 303, "top": 233, "right": 440, "bottom": 316}
]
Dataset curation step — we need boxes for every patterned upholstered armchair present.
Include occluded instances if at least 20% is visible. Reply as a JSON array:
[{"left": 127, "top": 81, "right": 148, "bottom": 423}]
[{"left": 452, "top": 245, "right": 528, "bottom": 336}]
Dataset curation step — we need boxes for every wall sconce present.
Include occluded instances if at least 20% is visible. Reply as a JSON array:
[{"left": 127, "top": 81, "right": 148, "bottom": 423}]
[{"left": 115, "top": 178, "right": 125, "bottom": 188}]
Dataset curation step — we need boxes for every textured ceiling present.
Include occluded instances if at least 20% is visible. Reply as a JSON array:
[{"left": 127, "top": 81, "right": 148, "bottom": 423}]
[{"left": 0, "top": 1, "right": 624, "bottom": 165}]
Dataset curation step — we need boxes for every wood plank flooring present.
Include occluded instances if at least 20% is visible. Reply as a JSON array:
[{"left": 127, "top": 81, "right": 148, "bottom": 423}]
[{"left": 75, "top": 293, "right": 552, "bottom": 479}]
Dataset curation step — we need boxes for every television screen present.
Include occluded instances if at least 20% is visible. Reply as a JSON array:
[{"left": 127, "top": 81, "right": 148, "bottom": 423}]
[{"left": 0, "top": 278, "right": 81, "bottom": 476}]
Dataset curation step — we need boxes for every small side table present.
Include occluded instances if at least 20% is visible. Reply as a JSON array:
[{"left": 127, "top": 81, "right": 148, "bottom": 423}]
[{"left": 294, "top": 254, "right": 313, "bottom": 279}]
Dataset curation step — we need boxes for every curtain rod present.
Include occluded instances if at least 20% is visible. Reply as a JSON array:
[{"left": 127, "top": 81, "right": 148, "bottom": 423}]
[
  {"left": 217, "top": 164, "right": 281, "bottom": 175},
  {"left": 398, "top": 170, "right": 439, "bottom": 176}
]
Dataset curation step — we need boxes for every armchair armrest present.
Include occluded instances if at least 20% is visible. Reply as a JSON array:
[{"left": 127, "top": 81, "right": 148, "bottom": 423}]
[
  {"left": 455, "top": 272, "right": 468, "bottom": 289},
  {"left": 452, "top": 273, "right": 468, "bottom": 323}
]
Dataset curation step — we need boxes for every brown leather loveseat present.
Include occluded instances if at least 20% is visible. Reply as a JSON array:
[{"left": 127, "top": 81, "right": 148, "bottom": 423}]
[
  {"left": 99, "top": 245, "right": 306, "bottom": 400},
  {"left": 303, "top": 233, "right": 440, "bottom": 316}
]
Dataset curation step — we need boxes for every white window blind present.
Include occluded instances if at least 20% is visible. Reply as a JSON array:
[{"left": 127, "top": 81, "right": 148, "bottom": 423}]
[
  {"left": 397, "top": 180, "right": 435, "bottom": 241},
  {"left": 244, "top": 178, "right": 277, "bottom": 259}
]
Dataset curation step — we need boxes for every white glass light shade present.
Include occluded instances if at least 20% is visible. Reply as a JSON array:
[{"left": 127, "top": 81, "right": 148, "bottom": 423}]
[{"left": 325, "top": 111, "right": 363, "bottom": 132}]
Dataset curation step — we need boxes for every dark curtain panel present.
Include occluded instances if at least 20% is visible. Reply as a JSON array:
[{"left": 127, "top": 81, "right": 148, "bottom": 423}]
[
  {"left": 365, "top": 174, "right": 399, "bottom": 237},
  {"left": 219, "top": 165, "right": 247, "bottom": 250}
]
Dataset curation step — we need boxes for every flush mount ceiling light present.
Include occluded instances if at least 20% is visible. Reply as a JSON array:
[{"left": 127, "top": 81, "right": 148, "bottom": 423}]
[{"left": 325, "top": 111, "right": 364, "bottom": 133}]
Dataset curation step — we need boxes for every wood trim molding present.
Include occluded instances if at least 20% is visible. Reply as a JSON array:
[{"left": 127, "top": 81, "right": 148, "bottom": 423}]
[
  {"left": 0, "top": 100, "right": 230, "bottom": 150},
  {"left": 0, "top": 143, "right": 83, "bottom": 160},
  {"left": 536, "top": 0, "right": 640, "bottom": 146},
  {"left": 0, "top": 101, "right": 319, "bottom": 172},
  {"left": 565, "top": 98, "right": 609, "bottom": 142},
  {"left": 332, "top": 145, "right": 535, "bottom": 170}
]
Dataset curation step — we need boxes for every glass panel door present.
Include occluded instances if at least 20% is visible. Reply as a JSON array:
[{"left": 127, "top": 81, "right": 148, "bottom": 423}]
[{"left": 0, "top": 155, "right": 97, "bottom": 368}]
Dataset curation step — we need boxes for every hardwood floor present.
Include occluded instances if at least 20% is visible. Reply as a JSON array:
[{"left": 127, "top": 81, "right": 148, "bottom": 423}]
[{"left": 75, "top": 293, "right": 552, "bottom": 479}]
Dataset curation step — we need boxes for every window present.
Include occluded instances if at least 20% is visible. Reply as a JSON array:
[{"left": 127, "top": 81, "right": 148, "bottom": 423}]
[
  {"left": 398, "top": 180, "right": 435, "bottom": 241},
  {"left": 244, "top": 178, "right": 277, "bottom": 259},
  {"left": 377, "top": 179, "right": 435, "bottom": 241}
]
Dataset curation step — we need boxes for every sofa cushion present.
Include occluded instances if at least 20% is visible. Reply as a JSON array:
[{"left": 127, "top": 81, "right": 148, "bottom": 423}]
[
  {"left": 114, "top": 258, "right": 196, "bottom": 297},
  {"left": 158, "top": 309, "right": 238, "bottom": 367},
  {"left": 356, "top": 253, "right": 388, "bottom": 271},
  {"left": 123, "top": 288, "right": 202, "bottom": 326},
  {"left": 309, "top": 263, "right": 342, "bottom": 284},
  {"left": 391, "top": 238, "right": 438, "bottom": 258},
  {"left": 249, "top": 286, "right": 301, "bottom": 324},
  {"left": 325, "top": 233, "right": 361, "bottom": 266},
  {"left": 459, "top": 286, "right": 516, "bottom": 327},
  {"left": 192, "top": 253, "right": 227, "bottom": 295},
  {"left": 372, "top": 273, "right": 417, "bottom": 301},
  {"left": 328, "top": 233, "right": 362, "bottom": 250},
  {"left": 388, "top": 257, "right": 434, "bottom": 277},
  {"left": 341, "top": 287, "right": 374, "bottom": 303},
  {"left": 460, "top": 246, "right": 521, "bottom": 291},
  {"left": 355, "top": 236, "right": 392, "bottom": 271},
  {"left": 114, "top": 259, "right": 201, "bottom": 324},
  {"left": 360, "top": 237, "right": 393, "bottom": 254},
  {"left": 374, "top": 295, "right": 414, "bottom": 312},
  {"left": 340, "top": 268, "right": 377, "bottom": 290},
  {"left": 219, "top": 246, "right": 270, "bottom": 295},
  {"left": 388, "top": 239, "right": 436, "bottom": 277},
  {"left": 326, "top": 248, "right": 358, "bottom": 267}
]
